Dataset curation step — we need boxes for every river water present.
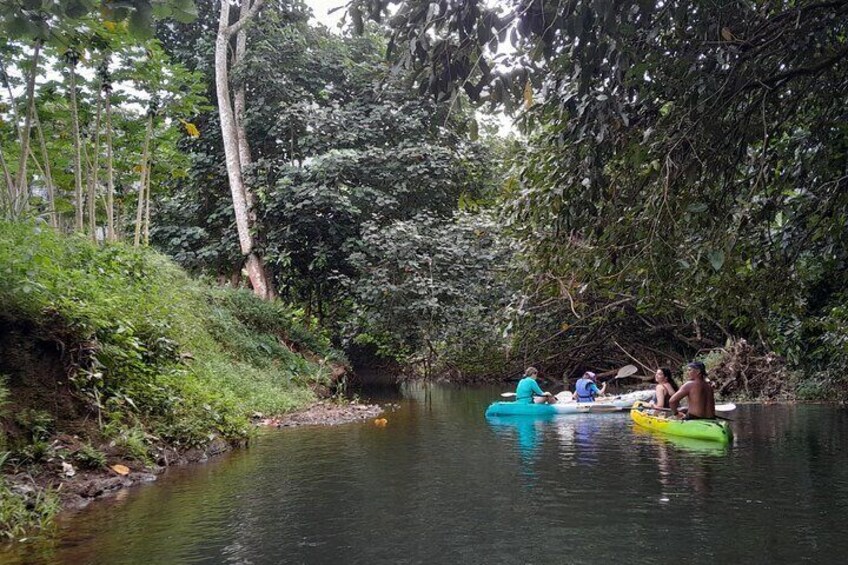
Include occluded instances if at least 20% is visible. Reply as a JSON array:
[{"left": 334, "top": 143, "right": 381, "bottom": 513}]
[{"left": 4, "top": 383, "right": 848, "bottom": 564}]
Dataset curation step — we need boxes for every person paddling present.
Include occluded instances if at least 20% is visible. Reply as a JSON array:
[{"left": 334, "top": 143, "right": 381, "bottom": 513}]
[
  {"left": 650, "top": 367, "right": 678, "bottom": 409},
  {"left": 515, "top": 367, "right": 556, "bottom": 404},
  {"left": 573, "top": 371, "right": 606, "bottom": 403},
  {"left": 669, "top": 361, "right": 716, "bottom": 419}
]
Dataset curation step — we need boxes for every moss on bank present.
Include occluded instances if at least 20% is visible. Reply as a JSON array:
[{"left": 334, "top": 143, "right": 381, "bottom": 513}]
[{"left": 0, "top": 221, "right": 345, "bottom": 539}]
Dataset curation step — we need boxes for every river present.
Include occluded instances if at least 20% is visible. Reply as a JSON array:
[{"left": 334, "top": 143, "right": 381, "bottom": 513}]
[{"left": 4, "top": 383, "right": 848, "bottom": 564}]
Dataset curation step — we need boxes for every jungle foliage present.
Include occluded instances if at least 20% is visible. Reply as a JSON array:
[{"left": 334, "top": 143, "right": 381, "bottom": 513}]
[
  {"left": 352, "top": 0, "right": 848, "bottom": 393},
  {"left": 0, "top": 219, "right": 334, "bottom": 452},
  {"left": 151, "top": 1, "right": 509, "bottom": 374}
]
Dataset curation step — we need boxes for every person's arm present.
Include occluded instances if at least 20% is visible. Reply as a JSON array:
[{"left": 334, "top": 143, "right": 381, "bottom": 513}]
[
  {"left": 598, "top": 381, "right": 607, "bottom": 395},
  {"left": 531, "top": 380, "right": 548, "bottom": 397},
  {"left": 588, "top": 383, "right": 603, "bottom": 398},
  {"left": 649, "top": 384, "right": 662, "bottom": 408},
  {"left": 668, "top": 383, "right": 691, "bottom": 415}
]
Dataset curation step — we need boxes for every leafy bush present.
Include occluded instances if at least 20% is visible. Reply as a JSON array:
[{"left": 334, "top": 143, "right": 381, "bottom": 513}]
[
  {"left": 14, "top": 410, "right": 54, "bottom": 444},
  {"left": 0, "top": 475, "right": 59, "bottom": 540},
  {"left": 73, "top": 443, "right": 107, "bottom": 470},
  {"left": 0, "top": 220, "right": 340, "bottom": 449}
]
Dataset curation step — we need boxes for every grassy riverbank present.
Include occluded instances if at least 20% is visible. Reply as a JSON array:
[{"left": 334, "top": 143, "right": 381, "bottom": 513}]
[{"left": 0, "top": 221, "right": 345, "bottom": 539}]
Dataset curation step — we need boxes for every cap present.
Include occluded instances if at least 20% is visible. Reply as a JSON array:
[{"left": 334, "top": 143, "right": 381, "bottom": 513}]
[{"left": 584, "top": 371, "right": 597, "bottom": 379}]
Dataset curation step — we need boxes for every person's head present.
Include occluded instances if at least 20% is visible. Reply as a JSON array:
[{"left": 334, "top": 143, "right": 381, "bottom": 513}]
[
  {"left": 525, "top": 366, "right": 539, "bottom": 379},
  {"left": 656, "top": 367, "right": 678, "bottom": 390},
  {"left": 686, "top": 361, "right": 706, "bottom": 380},
  {"left": 582, "top": 371, "right": 597, "bottom": 381}
]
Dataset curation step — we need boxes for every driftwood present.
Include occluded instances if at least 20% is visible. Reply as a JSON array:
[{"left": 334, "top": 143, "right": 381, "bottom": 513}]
[{"left": 711, "top": 339, "right": 793, "bottom": 400}]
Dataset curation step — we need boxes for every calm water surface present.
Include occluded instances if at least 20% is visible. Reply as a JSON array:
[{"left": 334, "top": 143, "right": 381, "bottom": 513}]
[{"left": 4, "top": 384, "right": 848, "bottom": 564}]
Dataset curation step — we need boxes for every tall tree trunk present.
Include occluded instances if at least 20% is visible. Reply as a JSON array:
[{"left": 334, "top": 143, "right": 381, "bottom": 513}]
[
  {"left": 143, "top": 160, "right": 152, "bottom": 246},
  {"left": 13, "top": 41, "right": 41, "bottom": 217},
  {"left": 134, "top": 113, "right": 153, "bottom": 247},
  {"left": 215, "top": 0, "right": 272, "bottom": 299},
  {"left": 0, "top": 145, "right": 13, "bottom": 214},
  {"left": 0, "top": 55, "right": 16, "bottom": 214},
  {"left": 233, "top": 25, "right": 254, "bottom": 212},
  {"left": 233, "top": 4, "right": 275, "bottom": 297},
  {"left": 89, "top": 90, "right": 103, "bottom": 242},
  {"left": 104, "top": 88, "right": 116, "bottom": 241},
  {"left": 32, "top": 110, "right": 57, "bottom": 228},
  {"left": 68, "top": 58, "right": 85, "bottom": 232}
]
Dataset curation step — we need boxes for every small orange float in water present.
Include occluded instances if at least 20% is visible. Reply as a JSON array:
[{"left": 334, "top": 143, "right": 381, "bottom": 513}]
[{"left": 374, "top": 418, "right": 388, "bottom": 427}]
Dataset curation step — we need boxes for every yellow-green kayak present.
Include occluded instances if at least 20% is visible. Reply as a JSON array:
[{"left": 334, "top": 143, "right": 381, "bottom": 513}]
[{"left": 630, "top": 401, "right": 733, "bottom": 445}]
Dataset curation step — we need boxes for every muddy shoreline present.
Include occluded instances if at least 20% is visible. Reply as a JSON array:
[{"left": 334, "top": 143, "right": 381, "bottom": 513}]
[
  {"left": 4, "top": 400, "right": 384, "bottom": 518},
  {"left": 256, "top": 399, "right": 385, "bottom": 428}
]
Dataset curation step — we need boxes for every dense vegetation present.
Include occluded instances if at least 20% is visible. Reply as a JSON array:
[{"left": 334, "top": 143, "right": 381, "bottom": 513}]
[
  {"left": 349, "top": 0, "right": 848, "bottom": 395},
  {"left": 1, "top": 0, "right": 847, "bottom": 539},
  {"left": 0, "top": 220, "right": 337, "bottom": 537}
]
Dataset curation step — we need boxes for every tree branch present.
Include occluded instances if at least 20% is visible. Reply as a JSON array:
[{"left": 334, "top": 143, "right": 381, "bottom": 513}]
[{"left": 224, "top": 0, "right": 265, "bottom": 38}]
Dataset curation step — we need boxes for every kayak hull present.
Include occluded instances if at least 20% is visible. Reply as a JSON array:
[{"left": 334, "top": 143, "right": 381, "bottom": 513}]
[
  {"left": 630, "top": 402, "right": 733, "bottom": 444},
  {"left": 485, "top": 390, "right": 653, "bottom": 417}
]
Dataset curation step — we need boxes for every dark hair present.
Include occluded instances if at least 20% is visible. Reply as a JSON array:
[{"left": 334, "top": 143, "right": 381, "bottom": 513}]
[
  {"left": 687, "top": 361, "right": 707, "bottom": 377},
  {"left": 660, "top": 367, "right": 678, "bottom": 392}
]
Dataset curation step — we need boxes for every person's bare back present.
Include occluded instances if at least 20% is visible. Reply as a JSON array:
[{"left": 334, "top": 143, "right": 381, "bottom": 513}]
[{"left": 669, "top": 362, "right": 716, "bottom": 418}]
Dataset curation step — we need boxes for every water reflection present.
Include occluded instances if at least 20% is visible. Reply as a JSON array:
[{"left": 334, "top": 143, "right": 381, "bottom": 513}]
[
  {"left": 632, "top": 425, "right": 730, "bottom": 457},
  {"left": 4, "top": 392, "right": 848, "bottom": 564},
  {"left": 486, "top": 414, "right": 552, "bottom": 473}
]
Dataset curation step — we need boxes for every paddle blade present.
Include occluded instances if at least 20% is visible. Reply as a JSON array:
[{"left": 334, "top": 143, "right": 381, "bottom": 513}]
[
  {"left": 715, "top": 403, "right": 737, "bottom": 412},
  {"left": 501, "top": 392, "right": 517, "bottom": 398},
  {"left": 614, "top": 365, "right": 639, "bottom": 379}
]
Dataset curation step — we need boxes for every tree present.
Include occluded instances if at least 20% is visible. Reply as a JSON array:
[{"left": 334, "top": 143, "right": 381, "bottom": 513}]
[
  {"left": 367, "top": 0, "right": 848, "bottom": 380},
  {"left": 350, "top": 212, "right": 515, "bottom": 377},
  {"left": 214, "top": 0, "right": 272, "bottom": 299},
  {"left": 0, "top": 0, "right": 199, "bottom": 226}
]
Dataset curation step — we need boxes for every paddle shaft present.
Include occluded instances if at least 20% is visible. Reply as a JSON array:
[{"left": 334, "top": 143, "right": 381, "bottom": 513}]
[{"left": 636, "top": 405, "right": 734, "bottom": 421}]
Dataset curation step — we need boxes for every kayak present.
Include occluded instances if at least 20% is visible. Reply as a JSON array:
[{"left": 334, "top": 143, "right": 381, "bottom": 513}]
[
  {"left": 485, "top": 389, "right": 654, "bottom": 417},
  {"left": 630, "top": 401, "right": 733, "bottom": 444}
]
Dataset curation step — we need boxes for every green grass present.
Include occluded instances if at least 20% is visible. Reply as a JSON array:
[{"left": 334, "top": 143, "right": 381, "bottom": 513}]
[
  {"left": 0, "top": 219, "right": 340, "bottom": 449},
  {"left": 0, "top": 220, "right": 347, "bottom": 537}
]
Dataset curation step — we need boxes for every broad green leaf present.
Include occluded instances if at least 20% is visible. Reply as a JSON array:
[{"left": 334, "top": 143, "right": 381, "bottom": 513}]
[{"left": 708, "top": 250, "right": 725, "bottom": 271}]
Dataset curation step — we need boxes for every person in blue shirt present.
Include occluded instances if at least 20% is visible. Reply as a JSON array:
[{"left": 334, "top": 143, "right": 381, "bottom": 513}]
[
  {"left": 572, "top": 371, "right": 607, "bottom": 403},
  {"left": 515, "top": 367, "right": 556, "bottom": 404}
]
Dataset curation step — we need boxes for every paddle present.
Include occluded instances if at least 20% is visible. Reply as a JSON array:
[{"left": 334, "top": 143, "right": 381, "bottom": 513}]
[
  {"left": 634, "top": 404, "right": 735, "bottom": 420},
  {"left": 611, "top": 364, "right": 639, "bottom": 380},
  {"left": 500, "top": 392, "right": 555, "bottom": 399}
]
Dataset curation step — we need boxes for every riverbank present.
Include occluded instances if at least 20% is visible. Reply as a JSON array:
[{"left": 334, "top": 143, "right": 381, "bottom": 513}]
[
  {"left": 0, "top": 221, "right": 349, "bottom": 540},
  {"left": 258, "top": 399, "right": 385, "bottom": 428},
  {"left": 2, "top": 398, "right": 384, "bottom": 522}
]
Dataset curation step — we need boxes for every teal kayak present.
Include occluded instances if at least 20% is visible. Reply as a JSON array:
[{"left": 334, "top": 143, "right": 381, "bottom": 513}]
[
  {"left": 485, "top": 389, "right": 654, "bottom": 417},
  {"left": 485, "top": 402, "right": 558, "bottom": 417}
]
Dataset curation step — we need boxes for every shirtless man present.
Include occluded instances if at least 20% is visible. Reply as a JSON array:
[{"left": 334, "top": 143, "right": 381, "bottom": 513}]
[{"left": 668, "top": 361, "right": 716, "bottom": 419}]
